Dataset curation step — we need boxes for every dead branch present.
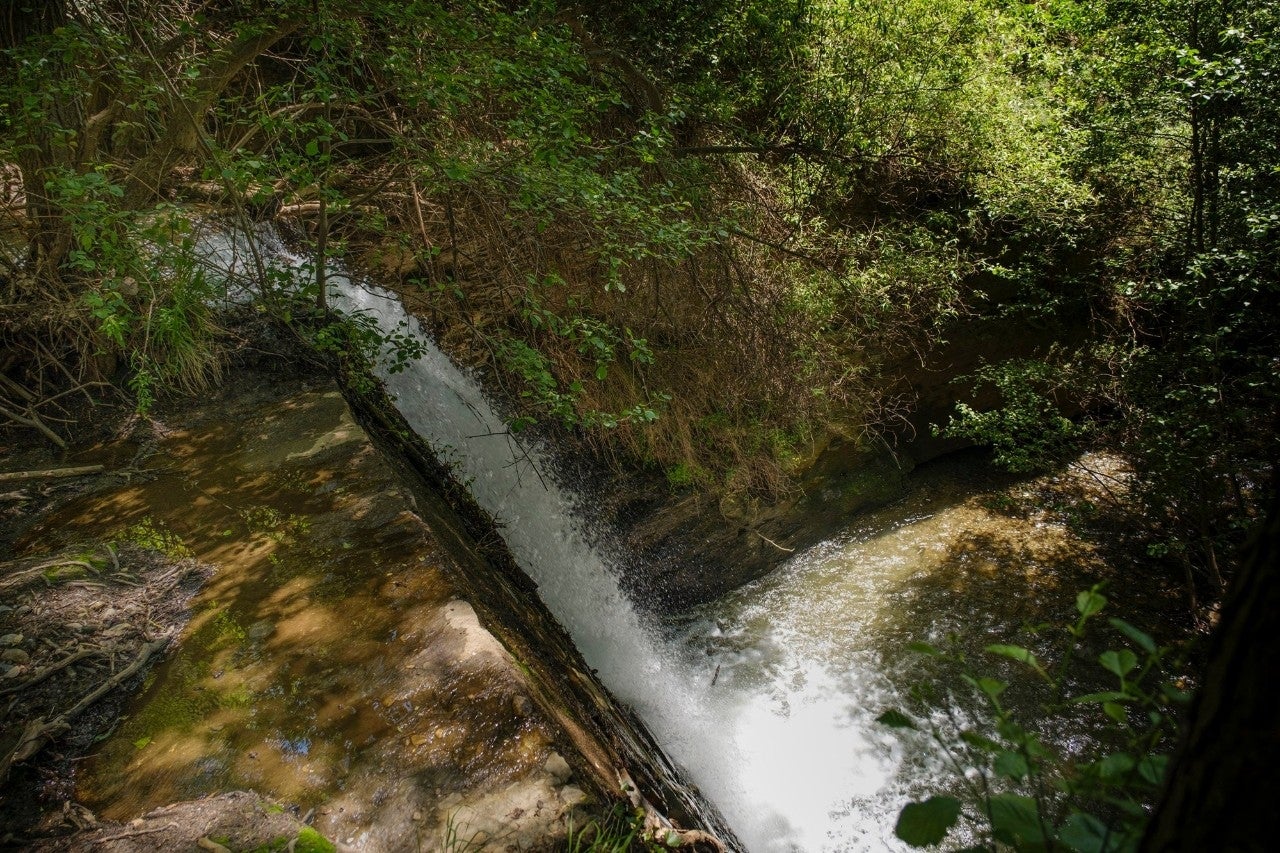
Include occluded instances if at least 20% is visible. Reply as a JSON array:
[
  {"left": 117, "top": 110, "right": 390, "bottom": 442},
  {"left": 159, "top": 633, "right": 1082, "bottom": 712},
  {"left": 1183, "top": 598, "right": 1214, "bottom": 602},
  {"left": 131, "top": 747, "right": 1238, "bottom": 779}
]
[
  {"left": 0, "top": 630, "right": 173, "bottom": 784},
  {"left": 0, "top": 465, "right": 104, "bottom": 483},
  {"left": 0, "top": 399, "right": 68, "bottom": 448}
]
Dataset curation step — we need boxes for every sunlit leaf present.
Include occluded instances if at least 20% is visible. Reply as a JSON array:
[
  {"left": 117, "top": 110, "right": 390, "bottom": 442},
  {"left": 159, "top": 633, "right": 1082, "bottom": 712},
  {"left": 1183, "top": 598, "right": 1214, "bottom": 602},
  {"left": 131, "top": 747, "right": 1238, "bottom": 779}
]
[
  {"left": 986, "top": 644, "right": 1050, "bottom": 680},
  {"left": 1072, "top": 691, "right": 1132, "bottom": 704},
  {"left": 1100, "top": 649, "right": 1138, "bottom": 679}
]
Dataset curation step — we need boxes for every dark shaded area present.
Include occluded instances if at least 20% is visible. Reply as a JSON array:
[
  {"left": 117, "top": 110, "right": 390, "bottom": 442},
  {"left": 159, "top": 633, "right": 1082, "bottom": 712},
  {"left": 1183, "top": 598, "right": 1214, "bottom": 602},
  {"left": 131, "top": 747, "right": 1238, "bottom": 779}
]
[{"left": 1142, "top": 495, "right": 1280, "bottom": 853}]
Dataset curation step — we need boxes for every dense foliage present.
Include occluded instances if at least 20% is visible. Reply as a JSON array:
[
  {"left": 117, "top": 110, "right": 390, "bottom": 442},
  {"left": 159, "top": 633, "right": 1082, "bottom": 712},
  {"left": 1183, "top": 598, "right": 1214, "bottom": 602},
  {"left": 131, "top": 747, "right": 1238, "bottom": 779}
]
[{"left": 1, "top": 0, "right": 1275, "bottom": 594}]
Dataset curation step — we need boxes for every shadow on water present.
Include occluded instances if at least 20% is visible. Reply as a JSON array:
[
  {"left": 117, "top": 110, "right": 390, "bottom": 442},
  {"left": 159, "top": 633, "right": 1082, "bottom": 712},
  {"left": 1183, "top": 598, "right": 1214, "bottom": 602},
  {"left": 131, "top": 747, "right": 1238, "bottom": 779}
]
[{"left": 13, "top": 383, "right": 552, "bottom": 830}]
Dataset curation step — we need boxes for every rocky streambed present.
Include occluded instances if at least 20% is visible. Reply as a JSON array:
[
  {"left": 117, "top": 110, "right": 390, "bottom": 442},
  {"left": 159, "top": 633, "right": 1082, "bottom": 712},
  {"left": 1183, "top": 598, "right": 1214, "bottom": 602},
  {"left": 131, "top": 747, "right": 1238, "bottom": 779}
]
[{"left": 1, "top": 361, "right": 722, "bottom": 851}]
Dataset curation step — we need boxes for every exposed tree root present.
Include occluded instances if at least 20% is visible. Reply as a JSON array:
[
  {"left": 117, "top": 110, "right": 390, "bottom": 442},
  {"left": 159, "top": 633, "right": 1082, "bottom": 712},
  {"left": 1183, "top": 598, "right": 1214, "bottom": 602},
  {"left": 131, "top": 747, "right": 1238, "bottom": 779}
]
[{"left": 0, "top": 630, "right": 173, "bottom": 785}]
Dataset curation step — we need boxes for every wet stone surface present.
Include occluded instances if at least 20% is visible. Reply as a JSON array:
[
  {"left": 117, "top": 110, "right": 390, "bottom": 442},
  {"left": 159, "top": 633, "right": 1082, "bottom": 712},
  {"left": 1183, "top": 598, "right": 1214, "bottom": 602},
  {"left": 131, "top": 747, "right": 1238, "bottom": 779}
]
[{"left": 11, "top": 374, "right": 590, "bottom": 851}]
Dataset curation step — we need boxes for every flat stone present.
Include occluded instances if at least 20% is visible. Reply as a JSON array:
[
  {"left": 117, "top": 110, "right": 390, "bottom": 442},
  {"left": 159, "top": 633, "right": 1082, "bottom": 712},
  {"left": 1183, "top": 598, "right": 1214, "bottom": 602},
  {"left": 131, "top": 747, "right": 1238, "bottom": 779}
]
[
  {"left": 1, "top": 648, "right": 30, "bottom": 665},
  {"left": 542, "top": 753, "right": 572, "bottom": 784},
  {"left": 247, "top": 620, "right": 275, "bottom": 642},
  {"left": 558, "top": 786, "right": 587, "bottom": 807},
  {"left": 0, "top": 633, "right": 23, "bottom": 646}
]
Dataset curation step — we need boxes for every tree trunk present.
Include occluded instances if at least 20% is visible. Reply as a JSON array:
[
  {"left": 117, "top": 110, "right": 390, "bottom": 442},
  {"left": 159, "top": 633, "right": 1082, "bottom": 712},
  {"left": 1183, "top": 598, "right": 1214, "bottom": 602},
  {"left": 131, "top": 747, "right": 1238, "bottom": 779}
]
[{"left": 1140, "top": 495, "right": 1280, "bottom": 853}]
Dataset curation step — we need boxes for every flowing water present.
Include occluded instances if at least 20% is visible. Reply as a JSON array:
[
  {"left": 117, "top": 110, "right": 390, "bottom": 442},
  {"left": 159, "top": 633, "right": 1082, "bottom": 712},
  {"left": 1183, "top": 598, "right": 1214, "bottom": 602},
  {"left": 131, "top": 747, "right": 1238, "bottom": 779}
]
[{"left": 190, "top": 226, "right": 1128, "bottom": 851}]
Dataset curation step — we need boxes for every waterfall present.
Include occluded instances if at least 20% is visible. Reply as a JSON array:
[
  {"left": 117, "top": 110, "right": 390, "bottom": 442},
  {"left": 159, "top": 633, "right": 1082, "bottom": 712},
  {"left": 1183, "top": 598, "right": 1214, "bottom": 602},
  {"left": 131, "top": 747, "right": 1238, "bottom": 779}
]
[{"left": 193, "top": 223, "right": 923, "bottom": 852}]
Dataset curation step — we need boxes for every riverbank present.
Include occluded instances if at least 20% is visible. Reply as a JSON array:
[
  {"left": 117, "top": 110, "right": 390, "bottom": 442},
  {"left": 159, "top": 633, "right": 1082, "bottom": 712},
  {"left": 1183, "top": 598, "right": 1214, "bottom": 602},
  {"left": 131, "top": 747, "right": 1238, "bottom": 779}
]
[{"left": 0, "top": 354, "right": 704, "bottom": 850}]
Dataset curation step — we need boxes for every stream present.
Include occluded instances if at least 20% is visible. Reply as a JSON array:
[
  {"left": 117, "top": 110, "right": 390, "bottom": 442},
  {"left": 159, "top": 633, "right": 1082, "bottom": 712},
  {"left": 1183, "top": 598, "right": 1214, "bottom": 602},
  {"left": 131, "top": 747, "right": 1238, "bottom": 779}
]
[{"left": 179, "top": 226, "right": 1121, "bottom": 851}]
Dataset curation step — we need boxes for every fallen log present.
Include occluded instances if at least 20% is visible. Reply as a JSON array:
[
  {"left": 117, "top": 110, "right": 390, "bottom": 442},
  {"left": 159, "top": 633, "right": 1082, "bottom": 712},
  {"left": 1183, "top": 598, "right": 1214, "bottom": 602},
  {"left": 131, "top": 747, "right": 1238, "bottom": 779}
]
[{"left": 0, "top": 464, "right": 104, "bottom": 483}]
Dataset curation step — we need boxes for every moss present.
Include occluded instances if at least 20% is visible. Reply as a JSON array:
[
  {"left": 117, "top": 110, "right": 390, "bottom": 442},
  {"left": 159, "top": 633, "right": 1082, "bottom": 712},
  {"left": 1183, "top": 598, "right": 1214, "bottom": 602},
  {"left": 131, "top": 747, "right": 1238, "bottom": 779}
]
[
  {"left": 41, "top": 565, "right": 88, "bottom": 584},
  {"left": 220, "top": 683, "right": 254, "bottom": 709},
  {"left": 294, "top": 826, "right": 336, "bottom": 853},
  {"left": 115, "top": 516, "right": 193, "bottom": 558},
  {"left": 664, "top": 462, "right": 710, "bottom": 490},
  {"left": 208, "top": 608, "right": 247, "bottom": 650}
]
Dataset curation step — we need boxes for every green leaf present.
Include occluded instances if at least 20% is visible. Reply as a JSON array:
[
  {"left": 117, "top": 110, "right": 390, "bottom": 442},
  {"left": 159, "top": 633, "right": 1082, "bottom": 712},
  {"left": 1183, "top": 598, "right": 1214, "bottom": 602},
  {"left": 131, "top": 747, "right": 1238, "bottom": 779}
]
[
  {"left": 964, "top": 674, "right": 1008, "bottom": 702},
  {"left": 994, "top": 750, "right": 1030, "bottom": 781},
  {"left": 1099, "top": 649, "right": 1138, "bottom": 679},
  {"left": 907, "top": 641, "right": 942, "bottom": 656},
  {"left": 1072, "top": 691, "right": 1132, "bottom": 704},
  {"left": 960, "top": 730, "right": 1003, "bottom": 753},
  {"left": 1103, "top": 702, "right": 1128, "bottom": 724},
  {"left": 986, "top": 644, "right": 1049, "bottom": 680},
  {"left": 1057, "top": 812, "right": 1112, "bottom": 853},
  {"left": 876, "top": 709, "right": 918, "bottom": 729},
  {"left": 1096, "top": 752, "right": 1136, "bottom": 780},
  {"left": 989, "top": 793, "right": 1046, "bottom": 846},
  {"left": 895, "top": 796, "right": 961, "bottom": 847},
  {"left": 1108, "top": 618, "right": 1157, "bottom": 654},
  {"left": 1076, "top": 590, "right": 1107, "bottom": 618},
  {"left": 133, "top": 736, "right": 152, "bottom": 749},
  {"left": 1137, "top": 754, "right": 1169, "bottom": 786}
]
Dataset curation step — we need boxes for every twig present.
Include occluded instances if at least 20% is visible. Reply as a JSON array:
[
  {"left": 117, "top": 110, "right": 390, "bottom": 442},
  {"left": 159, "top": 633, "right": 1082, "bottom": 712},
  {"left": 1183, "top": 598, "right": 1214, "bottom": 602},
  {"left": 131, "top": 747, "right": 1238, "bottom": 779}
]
[
  {"left": 96, "top": 821, "right": 179, "bottom": 842},
  {"left": 753, "top": 529, "right": 795, "bottom": 553}
]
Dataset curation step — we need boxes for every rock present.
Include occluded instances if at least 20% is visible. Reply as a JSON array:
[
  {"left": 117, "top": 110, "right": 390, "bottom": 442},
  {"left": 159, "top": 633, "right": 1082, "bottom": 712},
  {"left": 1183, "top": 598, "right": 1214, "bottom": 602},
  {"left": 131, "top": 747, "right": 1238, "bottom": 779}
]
[
  {"left": 1, "top": 648, "right": 31, "bottom": 665},
  {"left": 247, "top": 620, "right": 275, "bottom": 642},
  {"left": 0, "top": 633, "right": 23, "bottom": 646},
  {"left": 558, "top": 786, "right": 587, "bottom": 807},
  {"left": 512, "top": 695, "right": 532, "bottom": 716},
  {"left": 542, "top": 753, "right": 572, "bottom": 784}
]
